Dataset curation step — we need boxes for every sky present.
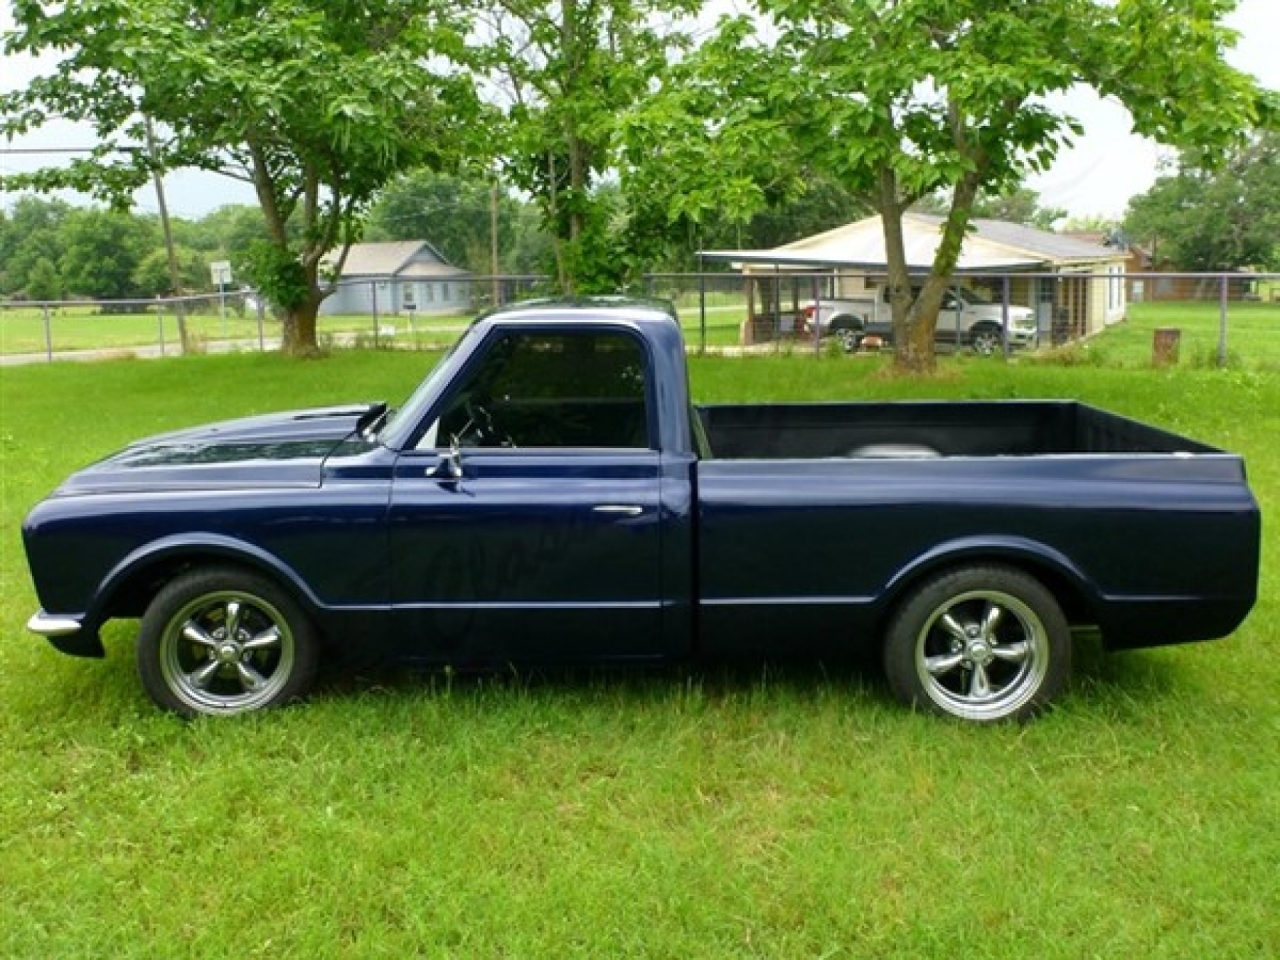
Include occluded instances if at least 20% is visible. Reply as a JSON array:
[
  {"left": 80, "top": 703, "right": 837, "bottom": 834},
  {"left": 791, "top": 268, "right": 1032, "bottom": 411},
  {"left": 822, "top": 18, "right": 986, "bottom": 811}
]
[
  {"left": 1, "top": 0, "right": 1278, "bottom": 223},
  {"left": 1026, "top": 0, "right": 1280, "bottom": 220}
]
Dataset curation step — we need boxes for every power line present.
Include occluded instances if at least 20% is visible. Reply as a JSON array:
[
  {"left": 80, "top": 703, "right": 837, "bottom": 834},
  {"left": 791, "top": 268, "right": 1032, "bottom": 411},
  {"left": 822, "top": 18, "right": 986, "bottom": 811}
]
[{"left": 0, "top": 146, "right": 142, "bottom": 154}]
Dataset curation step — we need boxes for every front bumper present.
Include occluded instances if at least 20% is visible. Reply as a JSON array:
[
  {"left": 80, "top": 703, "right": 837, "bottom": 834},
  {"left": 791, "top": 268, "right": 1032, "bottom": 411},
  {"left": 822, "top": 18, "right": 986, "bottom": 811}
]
[
  {"left": 28, "top": 611, "right": 82, "bottom": 638},
  {"left": 27, "top": 611, "right": 104, "bottom": 658}
]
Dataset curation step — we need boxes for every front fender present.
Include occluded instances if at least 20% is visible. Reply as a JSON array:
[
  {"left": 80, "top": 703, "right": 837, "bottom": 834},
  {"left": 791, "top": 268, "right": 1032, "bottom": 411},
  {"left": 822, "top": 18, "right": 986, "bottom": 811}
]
[{"left": 85, "top": 533, "right": 324, "bottom": 634}]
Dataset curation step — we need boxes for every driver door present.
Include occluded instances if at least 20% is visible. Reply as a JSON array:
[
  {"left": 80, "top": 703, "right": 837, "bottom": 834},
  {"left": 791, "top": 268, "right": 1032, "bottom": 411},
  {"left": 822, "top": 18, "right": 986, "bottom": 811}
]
[{"left": 387, "top": 327, "right": 668, "bottom": 665}]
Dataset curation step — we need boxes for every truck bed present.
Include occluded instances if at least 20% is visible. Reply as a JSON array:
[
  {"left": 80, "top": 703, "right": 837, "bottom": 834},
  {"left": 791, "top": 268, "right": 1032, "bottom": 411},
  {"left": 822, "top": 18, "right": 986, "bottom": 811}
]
[
  {"left": 692, "top": 400, "right": 1257, "bottom": 656},
  {"left": 697, "top": 401, "right": 1219, "bottom": 460}
]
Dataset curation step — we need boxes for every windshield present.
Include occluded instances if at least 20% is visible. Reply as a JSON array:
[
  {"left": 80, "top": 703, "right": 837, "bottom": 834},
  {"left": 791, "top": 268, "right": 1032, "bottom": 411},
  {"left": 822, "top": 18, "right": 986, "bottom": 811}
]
[
  {"left": 376, "top": 324, "right": 483, "bottom": 449},
  {"left": 960, "top": 287, "right": 994, "bottom": 305}
]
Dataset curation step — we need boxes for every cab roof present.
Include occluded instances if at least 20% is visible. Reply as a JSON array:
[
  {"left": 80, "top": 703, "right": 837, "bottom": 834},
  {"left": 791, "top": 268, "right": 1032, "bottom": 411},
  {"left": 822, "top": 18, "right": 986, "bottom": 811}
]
[{"left": 477, "top": 296, "right": 678, "bottom": 326}]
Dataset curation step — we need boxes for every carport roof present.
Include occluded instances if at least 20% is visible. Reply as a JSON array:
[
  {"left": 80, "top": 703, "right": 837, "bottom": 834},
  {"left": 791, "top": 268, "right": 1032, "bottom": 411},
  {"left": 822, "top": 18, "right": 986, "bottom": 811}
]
[{"left": 701, "top": 213, "right": 1120, "bottom": 272}]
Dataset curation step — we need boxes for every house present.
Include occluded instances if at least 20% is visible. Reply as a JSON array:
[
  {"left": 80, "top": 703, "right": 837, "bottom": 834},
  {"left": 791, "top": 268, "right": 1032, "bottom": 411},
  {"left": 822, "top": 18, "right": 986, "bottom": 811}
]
[
  {"left": 319, "top": 240, "right": 473, "bottom": 317},
  {"left": 702, "top": 214, "right": 1129, "bottom": 344},
  {"left": 1097, "top": 240, "right": 1262, "bottom": 303}
]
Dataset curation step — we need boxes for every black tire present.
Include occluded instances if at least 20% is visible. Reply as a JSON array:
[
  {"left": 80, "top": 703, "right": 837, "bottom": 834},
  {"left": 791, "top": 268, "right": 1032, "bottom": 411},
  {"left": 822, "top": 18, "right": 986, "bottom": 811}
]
[
  {"left": 883, "top": 565, "right": 1070, "bottom": 722},
  {"left": 137, "top": 566, "right": 319, "bottom": 718}
]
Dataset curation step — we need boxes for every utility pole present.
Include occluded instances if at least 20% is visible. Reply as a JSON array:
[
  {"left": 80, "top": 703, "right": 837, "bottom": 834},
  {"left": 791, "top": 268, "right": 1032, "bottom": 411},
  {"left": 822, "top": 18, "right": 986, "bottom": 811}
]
[
  {"left": 490, "top": 179, "right": 501, "bottom": 307},
  {"left": 145, "top": 117, "right": 190, "bottom": 352}
]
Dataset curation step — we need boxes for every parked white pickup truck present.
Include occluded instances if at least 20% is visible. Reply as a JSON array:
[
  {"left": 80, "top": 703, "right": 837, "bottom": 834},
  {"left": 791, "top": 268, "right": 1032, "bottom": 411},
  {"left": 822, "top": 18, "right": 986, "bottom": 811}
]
[{"left": 804, "top": 286, "right": 1039, "bottom": 354}]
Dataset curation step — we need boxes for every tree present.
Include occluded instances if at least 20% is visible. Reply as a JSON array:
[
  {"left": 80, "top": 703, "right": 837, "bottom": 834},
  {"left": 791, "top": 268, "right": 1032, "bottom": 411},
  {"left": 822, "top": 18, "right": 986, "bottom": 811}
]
[
  {"left": 365, "top": 170, "right": 525, "bottom": 273},
  {"left": 484, "top": 0, "right": 696, "bottom": 292},
  {"left": 133, "top": 246, "right": 209, "bottom": 298},
  {"left": 631, "top": 0, "right": 1271, "bottom": 374},
  {"left": 194, "top": 205, "right": 278, "bottom": 259},
  {"left": 2, "top": 0, "right": 480, "bottom": 354},
  {"left": 59, "top": 208, "right": 156, "bottom": 301},
  {"left": 0, "top": 196, "right": 73, "bottom": 296},
  {"left": 25, "top": 258, "right": 63, "bottom": 302},
  {"left": 1125, "top": 131, "right": 1280, "bottom": 271}
]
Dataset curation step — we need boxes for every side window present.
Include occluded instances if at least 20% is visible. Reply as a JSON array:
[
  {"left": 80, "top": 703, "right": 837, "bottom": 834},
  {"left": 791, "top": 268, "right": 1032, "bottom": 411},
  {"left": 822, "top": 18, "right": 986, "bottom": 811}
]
[{"left": 427, "top": 331, "right": 651, "bottom": 449}]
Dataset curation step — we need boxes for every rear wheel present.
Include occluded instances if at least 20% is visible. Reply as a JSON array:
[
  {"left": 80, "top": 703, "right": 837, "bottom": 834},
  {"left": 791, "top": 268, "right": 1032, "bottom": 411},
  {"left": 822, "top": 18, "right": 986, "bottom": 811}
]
[
  {"left": 137, "top": 567, "right": 319, "bottom": 717},
  {"left": 883, "top": 565, "right": 1070, "bottom": 722}
]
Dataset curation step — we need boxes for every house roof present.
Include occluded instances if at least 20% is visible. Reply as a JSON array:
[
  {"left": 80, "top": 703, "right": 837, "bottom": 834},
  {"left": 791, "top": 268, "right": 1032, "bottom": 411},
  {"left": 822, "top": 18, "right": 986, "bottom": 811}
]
[
  {"left": 399, "top": 260, "right": 471, "bottom": 280},
  {"left": 702, "top": 213, "right": 1122, "bottom": 272},
  {"left": 327, "top": 240, "right": 468, "bottom": 277}
]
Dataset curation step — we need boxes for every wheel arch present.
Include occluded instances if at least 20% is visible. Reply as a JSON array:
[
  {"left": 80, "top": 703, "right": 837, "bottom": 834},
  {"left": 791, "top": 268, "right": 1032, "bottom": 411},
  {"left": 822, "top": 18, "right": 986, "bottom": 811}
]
[
  {"left": 875, "top": 537, "right": 1100, "bottom": 637},
  {"left": 90, "top": 535, "right": 323, "bottom": 632},
  {"left": 828, "top": 313, "right": 866, "bottom": 332}
]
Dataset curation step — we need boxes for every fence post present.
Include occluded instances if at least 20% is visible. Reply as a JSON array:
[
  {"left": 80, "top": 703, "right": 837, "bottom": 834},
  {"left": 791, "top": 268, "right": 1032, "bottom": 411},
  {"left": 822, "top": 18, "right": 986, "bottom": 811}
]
[
  {"left": 371, "top": 280, "right": 380, "bottom": 349},
  {"left": 157, "top": 301, "right": 167, "bottom": 357},
  {"left": 42, "top": 303, "right": 53, "bottom": 362},
  {"left": 1002, "top": 275, "right": 1012, "bottom": 357},
  {"left": 953, "top": 280, "right": 963, "bottom": 346},
  {"left": 256, "top": 297, "right": 266, "bottom": 351},
  {"left": 698, "top": 271, "right": 707, "bottom": 356},
  {"left": 1218, "top": 274, "right": 1229, "bottom": 368}
]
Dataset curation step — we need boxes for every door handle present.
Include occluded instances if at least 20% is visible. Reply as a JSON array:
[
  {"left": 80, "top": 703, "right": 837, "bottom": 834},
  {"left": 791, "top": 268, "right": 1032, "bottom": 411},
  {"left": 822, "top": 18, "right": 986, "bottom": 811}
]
[{"left": 593, "top": 505, "right": 644, "bottom": 517}]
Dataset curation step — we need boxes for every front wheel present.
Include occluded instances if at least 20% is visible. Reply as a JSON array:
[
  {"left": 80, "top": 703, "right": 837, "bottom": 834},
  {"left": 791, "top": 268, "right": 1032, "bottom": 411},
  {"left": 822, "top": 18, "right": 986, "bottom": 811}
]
[
  {"left": 970, "top": 327, "right": 1003, "bottom": 356},
  {"left": 837, "top": 327, "right": 863, "bottom": 353},
  {"left": 882, "top": 565, "right": 1070, "bottom": 722},
  {"left": 137, "top": 567, "right": 319, "bottom": 717}
]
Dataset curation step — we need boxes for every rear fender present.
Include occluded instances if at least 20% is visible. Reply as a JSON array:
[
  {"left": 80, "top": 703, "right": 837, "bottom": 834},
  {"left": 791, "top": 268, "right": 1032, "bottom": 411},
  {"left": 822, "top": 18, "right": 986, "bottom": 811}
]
[{"left": 878, "top": 535, "right": 1102, "bottom": 626}]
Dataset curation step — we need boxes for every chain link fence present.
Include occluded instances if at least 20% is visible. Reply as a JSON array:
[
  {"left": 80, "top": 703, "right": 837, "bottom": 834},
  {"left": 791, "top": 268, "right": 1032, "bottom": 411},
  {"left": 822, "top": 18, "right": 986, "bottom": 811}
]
[
  {"left": 0, "top": 275, "right": 549, "bottom": 363},
  {"left": 3, "top": 271, "right": 1278, "bottom": 370},
  {"left": 647, "top": 270, "right": 1280, "bottom": 369}
]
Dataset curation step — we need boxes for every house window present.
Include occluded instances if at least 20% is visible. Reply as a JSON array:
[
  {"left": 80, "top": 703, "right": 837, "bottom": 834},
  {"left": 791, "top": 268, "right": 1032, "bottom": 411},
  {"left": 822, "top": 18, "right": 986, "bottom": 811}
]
[
  {"left": 1107, "top": 265, "right": 1124, "bottom": 314},
  {"left": 424, "top": 284, "right": 435, "bottom": 303},
  {"left": 402, "top": 284, "right": 416, "bottom": 308},
  {"left": 441, "top": 282, "right": 451, "bottom": 302}
]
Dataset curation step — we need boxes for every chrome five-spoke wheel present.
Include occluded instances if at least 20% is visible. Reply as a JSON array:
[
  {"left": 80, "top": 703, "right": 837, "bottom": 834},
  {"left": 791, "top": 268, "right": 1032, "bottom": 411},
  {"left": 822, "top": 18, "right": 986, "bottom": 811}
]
[
  {"left": 138, "top": 567, "right": 319, "bottom": 717},
  {"left": 883, "top": 565, "right": 1070, "bottom": 722},
  {"left": 971, "top": 328, "right": 1003, "bottom": 356}
]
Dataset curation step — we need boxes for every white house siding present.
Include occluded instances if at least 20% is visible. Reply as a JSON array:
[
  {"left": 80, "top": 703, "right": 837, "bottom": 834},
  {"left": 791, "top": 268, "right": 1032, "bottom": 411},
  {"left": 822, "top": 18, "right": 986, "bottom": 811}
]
[{"left": 318, "top": 242, "right": 474, "bottom": 317}]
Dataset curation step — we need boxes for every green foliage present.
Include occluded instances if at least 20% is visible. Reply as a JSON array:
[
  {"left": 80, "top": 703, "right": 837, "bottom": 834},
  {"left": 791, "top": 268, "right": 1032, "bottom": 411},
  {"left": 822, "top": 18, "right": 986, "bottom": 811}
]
[
  {"left": 242, "top": 241, "right": 311, "bottom": 313},
  {"left": 365, "top": 170, "right": 531, "bottom": 273},
  {"left": 1125, "top": 130, "right": 1280, "bottom": 271},
  {"left": 0, "top": 196, "right": 73, "bottom": 296},
  {"left": 637, "top": 0, "right": 1268, "bottom": 374},
  {"left": 24, "top": 257, "right": 63, "bottom": 302},
  {"left": 1, "top": 0, "right": 482, "bottom": 351},
  {"left": 485, "top": 0, "right": 697, "bottom": 292},
  {"left": 131, "top": 245, "right": 208, "bottom": 297},
  {"left": 58, "top": 207, "right": 158, "bottom": 301}
]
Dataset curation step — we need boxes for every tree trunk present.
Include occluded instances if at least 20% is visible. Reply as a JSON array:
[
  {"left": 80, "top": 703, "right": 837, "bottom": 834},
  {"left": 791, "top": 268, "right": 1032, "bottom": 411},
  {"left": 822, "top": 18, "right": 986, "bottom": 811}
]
[
  {"left": 883, "top": 164, "right": 986, "bottom": 376},
  {"left": 877, "top": 170, "right": 939, "bottom": 376},
  {"left": 281, "top": 293, "right": 323, "bottom": 356}
]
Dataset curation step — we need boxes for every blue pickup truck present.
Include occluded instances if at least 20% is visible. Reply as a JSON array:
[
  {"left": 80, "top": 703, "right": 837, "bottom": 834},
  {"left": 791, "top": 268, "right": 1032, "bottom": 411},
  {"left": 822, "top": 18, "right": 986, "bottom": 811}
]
[{"left": 22, "top": 299, "right": 1260, "bottom": 722}]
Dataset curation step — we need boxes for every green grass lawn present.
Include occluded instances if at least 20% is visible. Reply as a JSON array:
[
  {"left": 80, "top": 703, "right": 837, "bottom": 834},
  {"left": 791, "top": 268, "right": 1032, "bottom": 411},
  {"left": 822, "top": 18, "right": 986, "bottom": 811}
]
[
  {"left": 1091, "top": 301, "right": 1280, "bottom": 370},
  {"left": 1, "top": 346, "right": 1276, "bottom": 957}
]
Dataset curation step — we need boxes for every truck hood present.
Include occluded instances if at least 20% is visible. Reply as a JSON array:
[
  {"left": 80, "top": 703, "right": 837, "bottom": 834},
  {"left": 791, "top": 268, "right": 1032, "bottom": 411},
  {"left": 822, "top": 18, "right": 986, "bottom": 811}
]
[{"left": 51, "top": 403, "right": 385, "bottom": 495}]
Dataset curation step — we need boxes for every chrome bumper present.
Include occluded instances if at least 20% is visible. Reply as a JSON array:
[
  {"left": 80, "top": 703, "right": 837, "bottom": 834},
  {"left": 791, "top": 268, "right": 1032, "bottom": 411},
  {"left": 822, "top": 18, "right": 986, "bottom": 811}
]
[{"left": 27, "top": 611, "right": 83, "bottom": 638}]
